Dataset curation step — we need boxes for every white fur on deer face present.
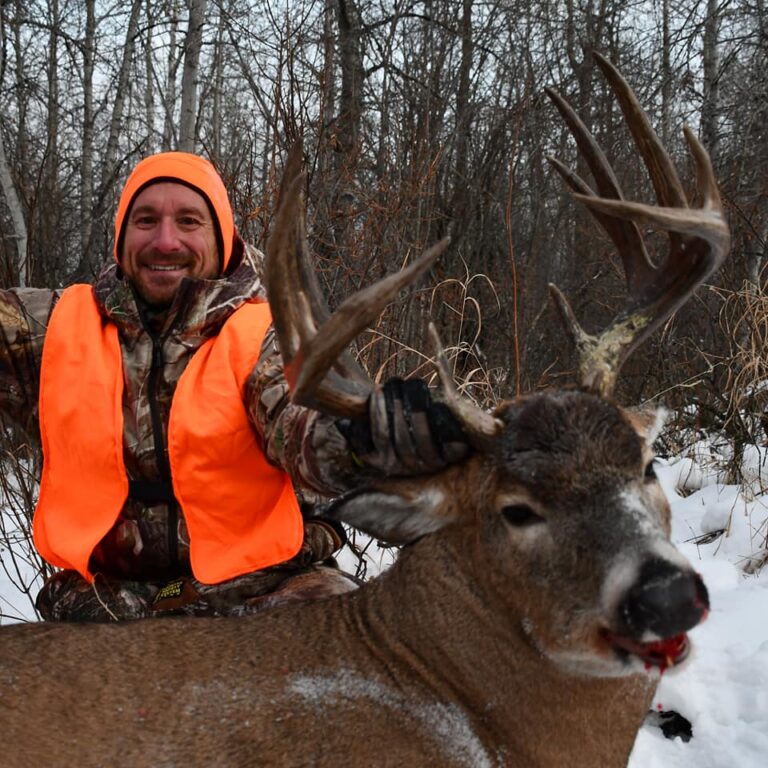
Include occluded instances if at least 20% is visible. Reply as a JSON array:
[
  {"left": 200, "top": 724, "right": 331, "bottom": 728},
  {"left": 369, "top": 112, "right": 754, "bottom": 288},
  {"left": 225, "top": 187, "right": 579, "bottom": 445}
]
[{"left": 327, "top": 389, "right": 708, "bottom": 681}]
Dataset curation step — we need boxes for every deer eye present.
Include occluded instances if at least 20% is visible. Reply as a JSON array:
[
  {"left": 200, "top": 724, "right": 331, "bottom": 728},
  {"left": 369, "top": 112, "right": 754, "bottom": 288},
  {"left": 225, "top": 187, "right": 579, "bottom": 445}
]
[
  {"left": 644, "top": 460, "right": 657, "bottom": 480},
  {"left": 502, "top": 504, "right": 544, "bottom": 527}
]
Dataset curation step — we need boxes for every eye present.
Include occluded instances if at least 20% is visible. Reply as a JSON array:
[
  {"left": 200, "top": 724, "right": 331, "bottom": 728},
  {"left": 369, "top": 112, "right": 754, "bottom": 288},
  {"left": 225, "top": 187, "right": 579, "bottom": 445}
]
[
  {"left": 501, "top": 504, "right": 544, "bottom": 527},
  {"left": 644, "top": 460, "right": 657, "bottom": 480}
]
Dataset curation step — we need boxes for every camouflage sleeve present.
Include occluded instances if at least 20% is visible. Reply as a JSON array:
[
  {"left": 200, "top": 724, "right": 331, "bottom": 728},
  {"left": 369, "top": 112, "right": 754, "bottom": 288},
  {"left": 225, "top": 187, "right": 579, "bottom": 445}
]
[
  {"left": 0, "top": 287, "right": 60, "bottom": 430},
  {"left": 245, "top": 324, "right": 361, "bottom": 497}
]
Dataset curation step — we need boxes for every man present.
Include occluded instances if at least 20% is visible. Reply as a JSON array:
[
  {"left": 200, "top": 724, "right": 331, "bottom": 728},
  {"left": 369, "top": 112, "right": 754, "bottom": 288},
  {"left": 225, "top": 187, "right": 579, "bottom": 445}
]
[{"left": 0, "top": 151, "right": 467, "bottom": 621}]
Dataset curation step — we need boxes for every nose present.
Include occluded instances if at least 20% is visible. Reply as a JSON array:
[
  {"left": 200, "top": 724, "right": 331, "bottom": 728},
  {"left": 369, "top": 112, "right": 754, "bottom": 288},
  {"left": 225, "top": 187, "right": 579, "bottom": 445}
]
[
  {"left": 619, "top": 558, "right": 710, "bottom": 638},
  {"left": 153, "top": 217, "right": 182, "bottom": 253}
]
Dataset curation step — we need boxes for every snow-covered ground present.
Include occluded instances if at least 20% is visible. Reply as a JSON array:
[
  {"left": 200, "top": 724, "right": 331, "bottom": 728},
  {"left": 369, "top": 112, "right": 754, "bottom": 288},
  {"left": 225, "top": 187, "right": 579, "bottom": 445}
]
[
  {"left": 1, "top": 436, "right": 766, "bottom": 765},
  {"left": 628, "top": 447, "right": 768, "bottom": 767}
]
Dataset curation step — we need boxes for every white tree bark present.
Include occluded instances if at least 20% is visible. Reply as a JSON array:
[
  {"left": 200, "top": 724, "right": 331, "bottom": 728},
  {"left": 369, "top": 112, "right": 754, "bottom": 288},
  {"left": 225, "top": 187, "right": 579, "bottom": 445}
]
[
  {"left": 178, "top": 0, "right": 207, "bottom": 152},
  {"left": 701, "top": 0, "right": 721, "bottom": 160},
  {"left": 79, "top": 0, "right": 96, "bottom": 274},
  {"left": 0, "top": 14, "right": 27, "bottom": 286},
  {"left": 99, "top": 0, "right": 143, "bottom": 196},
  {"left": 0, "top": 136, "right": 28, "bottom": 288}
]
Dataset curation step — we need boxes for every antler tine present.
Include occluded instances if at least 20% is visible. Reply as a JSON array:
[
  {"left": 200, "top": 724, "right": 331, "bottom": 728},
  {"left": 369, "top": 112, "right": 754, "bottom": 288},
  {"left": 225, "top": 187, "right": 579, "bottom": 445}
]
[
  {"left": 276, "top": 145, "right": 374, "bottom": 391},
  {"left": 593, "top": 52, "right": 688, "bottom": 210},
  {"left": 544, "top": 87, "right": 654, "bottom": 292},
  {"left": 273, "top": 143, "right": 331, "bottom": 330},
  {"left": 266, "top": 140, "right": 450, "bottom": 418},
  {"left": 427, "top": 323, "right": 502, "bottom": 451},
  {"left": 547, "top": 57, "right": 730, "bottom": 398}
]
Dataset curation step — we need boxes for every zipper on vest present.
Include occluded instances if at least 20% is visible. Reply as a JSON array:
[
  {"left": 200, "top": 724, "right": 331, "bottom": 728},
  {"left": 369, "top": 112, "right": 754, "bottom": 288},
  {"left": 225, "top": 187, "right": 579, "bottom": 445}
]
[{"left": 147, "top": 330, "right": 180, "bottom": 573}]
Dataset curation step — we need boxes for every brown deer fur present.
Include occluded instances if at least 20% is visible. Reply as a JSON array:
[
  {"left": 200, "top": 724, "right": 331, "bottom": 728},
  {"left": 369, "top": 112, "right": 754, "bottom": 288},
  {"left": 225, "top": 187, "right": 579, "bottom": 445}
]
[{"left": 0, "top": 392, "right": 695, "bottom": 767}]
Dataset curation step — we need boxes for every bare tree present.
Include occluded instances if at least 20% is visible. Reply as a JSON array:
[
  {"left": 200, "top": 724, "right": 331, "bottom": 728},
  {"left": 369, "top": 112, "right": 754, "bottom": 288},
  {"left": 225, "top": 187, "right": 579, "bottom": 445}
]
[
  {"left": 0, "top": 8, "right": 28, "bottom": 286},
  {"left": 79, "top": 0, "right": 96, "bottom": 274},
  {"left": 701, "top": 0, "right": 721, "bottom": 159},
  {"left": 179, "top": 0, "right": 208, "bottom": 151}
]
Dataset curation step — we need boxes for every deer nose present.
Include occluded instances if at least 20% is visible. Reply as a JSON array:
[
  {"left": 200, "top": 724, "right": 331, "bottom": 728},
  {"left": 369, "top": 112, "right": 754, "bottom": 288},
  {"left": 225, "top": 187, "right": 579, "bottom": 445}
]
[{"left": 619, "top": 558, "right": 710, "bottom": 639}]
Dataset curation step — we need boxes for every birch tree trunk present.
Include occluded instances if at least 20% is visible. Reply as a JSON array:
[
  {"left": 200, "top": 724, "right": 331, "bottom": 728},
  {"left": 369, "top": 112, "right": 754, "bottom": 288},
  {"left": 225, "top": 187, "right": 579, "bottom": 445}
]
[
  {"left": 0, "top": 140, "right": 28, "bottom": 288},
  {"left": 99, "top": 0, "right": 143, "bottom": 194},
  {"left": 163, "top": 3, "right": 181, "bottom": 150},
  {"left": 145, "top": 0, "right": 156, "bottom": 149},
  {"left": 0, "top": 8, "right": 27, "bottom": 286},
  {"left": 76, "top": 0, "right": 142, "bottom": 278},
  {"left": 210, "top": 5, "right": 225, "bottom": 159},
  {"left": 11, "top": 0, "right": 29, "bottom": 203},
  {"left": 660, "top": 0, "right": 671, "bottom": 144},
  {"left": 79, "top": 0, "right": 96, "bottom": 275},
  {"left": 450, "top": 0, "right": 474, "bottom": 228},
  {"left": 178, "top": 0, "right": 207, "bottom": 152},
  {"left": 701, "top": 0, "right": 721, "bottom": 160}
]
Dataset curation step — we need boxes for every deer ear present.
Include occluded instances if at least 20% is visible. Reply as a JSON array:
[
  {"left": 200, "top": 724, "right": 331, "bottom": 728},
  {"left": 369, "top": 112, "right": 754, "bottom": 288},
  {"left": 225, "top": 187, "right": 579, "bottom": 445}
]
[
  {"left": 624, "top": 405, "right": 668, "bottom": 448},
  {"left": 318, "top": 485, "right": 456, "bottom": 545}
]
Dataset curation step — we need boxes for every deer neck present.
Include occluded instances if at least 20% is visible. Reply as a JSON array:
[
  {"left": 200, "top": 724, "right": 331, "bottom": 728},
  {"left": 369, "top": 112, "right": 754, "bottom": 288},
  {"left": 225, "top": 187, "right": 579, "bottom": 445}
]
[{"left": 344, "top": 527, "right": 654, "bottom": 766}]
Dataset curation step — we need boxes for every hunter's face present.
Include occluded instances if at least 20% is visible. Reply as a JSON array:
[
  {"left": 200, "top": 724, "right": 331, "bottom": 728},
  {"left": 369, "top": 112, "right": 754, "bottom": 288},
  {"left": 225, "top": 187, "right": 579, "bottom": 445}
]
[{"left": 121, "top": 182, "right": 219, "bottom": 308}]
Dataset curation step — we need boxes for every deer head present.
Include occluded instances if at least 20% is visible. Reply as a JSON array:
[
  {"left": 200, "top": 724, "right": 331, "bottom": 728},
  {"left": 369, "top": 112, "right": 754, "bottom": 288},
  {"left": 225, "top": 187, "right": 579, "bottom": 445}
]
[{"left": 266, "top": 55, "right": 726, "bottom": 680}]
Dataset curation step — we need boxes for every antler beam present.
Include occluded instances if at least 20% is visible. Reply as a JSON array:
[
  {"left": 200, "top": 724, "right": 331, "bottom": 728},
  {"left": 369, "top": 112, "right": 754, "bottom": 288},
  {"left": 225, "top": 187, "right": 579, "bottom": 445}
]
[{"left": 546, "top": 52, "right": 730, "bottom": 397}]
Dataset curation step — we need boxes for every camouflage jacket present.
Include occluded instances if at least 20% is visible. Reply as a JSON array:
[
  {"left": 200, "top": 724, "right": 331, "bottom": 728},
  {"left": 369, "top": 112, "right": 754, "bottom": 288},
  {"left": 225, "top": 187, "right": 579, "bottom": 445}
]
[{"left": 0, "top": 245, "right": 357, "bottom": 579}]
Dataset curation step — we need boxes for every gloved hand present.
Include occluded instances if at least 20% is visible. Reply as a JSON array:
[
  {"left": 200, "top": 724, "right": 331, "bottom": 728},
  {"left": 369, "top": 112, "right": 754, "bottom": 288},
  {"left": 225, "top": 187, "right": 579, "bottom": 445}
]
[
  {"left": 336, "top": 378, "right": 469, "bottom": 476},
  {"left": 299, "top": 518, "right": 347, "bottom": 564}
]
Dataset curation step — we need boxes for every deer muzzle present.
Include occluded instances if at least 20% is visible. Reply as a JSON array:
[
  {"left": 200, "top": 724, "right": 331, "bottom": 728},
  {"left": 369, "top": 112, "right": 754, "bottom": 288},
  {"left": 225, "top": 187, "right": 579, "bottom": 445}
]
[{"left": 604, "top": 558, "right": 710, "bottom": 672}]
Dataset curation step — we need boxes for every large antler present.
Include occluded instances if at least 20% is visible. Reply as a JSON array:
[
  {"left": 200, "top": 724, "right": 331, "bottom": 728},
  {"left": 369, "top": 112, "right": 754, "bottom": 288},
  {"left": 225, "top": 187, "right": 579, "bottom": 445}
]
[
  {"left": 545, "top": 53, "right": 730, "bottom": 397},
  {"left": 265, "top": 141, "right": 501, "bottom": 448}
]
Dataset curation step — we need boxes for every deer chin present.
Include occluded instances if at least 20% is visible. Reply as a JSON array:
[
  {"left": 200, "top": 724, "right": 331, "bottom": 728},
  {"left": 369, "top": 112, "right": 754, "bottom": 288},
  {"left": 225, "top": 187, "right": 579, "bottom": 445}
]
[
  {"left": 521, "top": 619, "right": 649, "bottom": 679},
  {"left": 534, "top": 624, "right": 693, "bottom": 679},
  {"left": 600, "top": 629, "right": 691, "bottom": 674}
]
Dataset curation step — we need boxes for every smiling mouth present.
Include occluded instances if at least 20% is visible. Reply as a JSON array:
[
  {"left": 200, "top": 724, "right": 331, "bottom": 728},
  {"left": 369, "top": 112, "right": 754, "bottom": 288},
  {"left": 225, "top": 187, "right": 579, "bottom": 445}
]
[
  {"left": 145, "top": 264, "right": 187, "bottom": 272},
  {"left": 600, "top": 629, "right": 690, "bottom": 673}
]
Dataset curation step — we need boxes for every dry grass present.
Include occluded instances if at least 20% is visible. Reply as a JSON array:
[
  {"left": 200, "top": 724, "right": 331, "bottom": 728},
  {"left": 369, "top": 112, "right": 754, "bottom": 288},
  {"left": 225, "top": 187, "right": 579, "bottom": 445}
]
[
  {"left": 717, "top": 270, "right": 768, "bottom": 449},
  {"left": 656, "top": 268, "right": 768, "bottom": 574}
]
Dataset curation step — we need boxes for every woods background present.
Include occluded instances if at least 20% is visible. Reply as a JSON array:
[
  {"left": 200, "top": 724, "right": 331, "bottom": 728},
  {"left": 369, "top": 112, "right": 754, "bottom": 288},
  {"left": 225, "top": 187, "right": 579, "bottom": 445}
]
[
  {"left": 0, "top": 0, "right": 767, "bottom": 616},
  {"left": 0, "top": 0, "right": 766, "bottom": 435}
]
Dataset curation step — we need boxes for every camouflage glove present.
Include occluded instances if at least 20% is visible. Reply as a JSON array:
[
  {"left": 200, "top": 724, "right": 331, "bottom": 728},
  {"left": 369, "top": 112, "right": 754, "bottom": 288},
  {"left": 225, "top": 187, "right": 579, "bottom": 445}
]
[
  {"left": 300, "top": 518, "right": 346, "bottom": 564},
  {"left": 336, "top": 378, "right": 469, "bottom": 476}
]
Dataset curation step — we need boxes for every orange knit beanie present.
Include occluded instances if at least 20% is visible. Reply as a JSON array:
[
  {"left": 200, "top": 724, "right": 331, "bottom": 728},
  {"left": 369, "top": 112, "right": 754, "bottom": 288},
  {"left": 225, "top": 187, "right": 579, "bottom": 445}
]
[{"left": 114, "top": 152, "right": 235, "bottom": 272}]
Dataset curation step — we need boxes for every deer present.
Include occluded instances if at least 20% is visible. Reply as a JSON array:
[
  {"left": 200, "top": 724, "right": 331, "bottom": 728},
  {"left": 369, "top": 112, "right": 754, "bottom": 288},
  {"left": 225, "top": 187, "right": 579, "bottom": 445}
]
[{"left": 0, "top": 54, "right": 727, "bottom": 767}]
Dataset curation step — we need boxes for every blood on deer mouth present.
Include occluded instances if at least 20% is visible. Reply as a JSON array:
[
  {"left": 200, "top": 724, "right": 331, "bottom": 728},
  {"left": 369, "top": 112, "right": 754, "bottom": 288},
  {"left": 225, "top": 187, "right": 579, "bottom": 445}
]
[{"left": 600, "top": 629, "right": 691, "bottom": 673}]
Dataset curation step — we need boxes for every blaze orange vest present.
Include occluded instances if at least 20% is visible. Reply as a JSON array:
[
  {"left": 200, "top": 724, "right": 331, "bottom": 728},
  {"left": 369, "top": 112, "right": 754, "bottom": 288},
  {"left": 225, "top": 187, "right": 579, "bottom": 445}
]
[{"left": 33, "top": 284, "right": 303, "bottom": 584}]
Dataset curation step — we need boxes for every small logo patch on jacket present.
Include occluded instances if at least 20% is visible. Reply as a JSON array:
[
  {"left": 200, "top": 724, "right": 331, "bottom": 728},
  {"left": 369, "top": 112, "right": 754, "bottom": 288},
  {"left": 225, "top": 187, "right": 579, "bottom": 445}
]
[
  {"left": 152, "top": 578, "right": 203, "bottom": 613},
  {"left": 155, "top": 579, "right": 185, "bottom": 602}
]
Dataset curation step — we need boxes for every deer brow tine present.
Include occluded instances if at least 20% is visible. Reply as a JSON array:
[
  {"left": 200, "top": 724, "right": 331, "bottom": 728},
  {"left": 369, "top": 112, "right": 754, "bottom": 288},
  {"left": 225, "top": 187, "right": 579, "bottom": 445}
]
[
  {"left": 427, "top": 322, "right": 501, "bottom": 451},
  {"left": 294, "top": 367, "right": 373, "bottom": 417},
  {"left": 594, "top": 53, "right": 688, "bottom": 210},
  {"left": 545, "top": 155, "right": 593, "bottom": 196},
  {"left": 295, "top": 210, "right": 331, "bottom": 327},
  {"left": 291, "top": 186, "right": 371, "bottom": 387}
]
